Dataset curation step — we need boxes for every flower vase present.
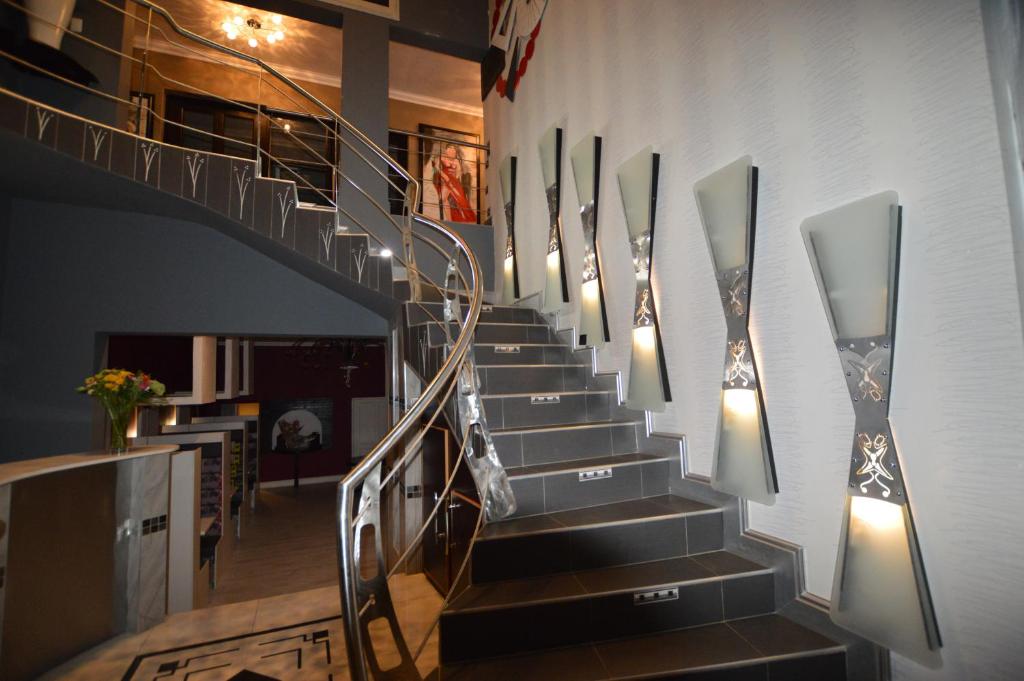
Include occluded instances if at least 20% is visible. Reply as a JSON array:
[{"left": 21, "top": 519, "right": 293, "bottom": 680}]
[{"left": 107, "top": 405, "right": 132, "bottom": 454}]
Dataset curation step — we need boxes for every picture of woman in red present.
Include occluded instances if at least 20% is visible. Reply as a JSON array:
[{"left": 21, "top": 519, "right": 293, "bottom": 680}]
[{"left": 430, "top": 143, "right": 478, "bottom": 223}]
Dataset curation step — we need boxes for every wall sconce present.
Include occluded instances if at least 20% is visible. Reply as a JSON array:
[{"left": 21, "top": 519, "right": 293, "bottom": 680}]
[
  {"left": 694, "top": 156, "right": 777, "bottom": 505},
  {"left": 571, "top": 134, "right": 610, "bottom": 347},
  {"left": 499, "top": 155, "right": 520, "bottom": 305},
  {"left": 617, "top": 147, "right": 670, "bottom": 411},
  {"left": 539, "top": 125, "right": 570, "bottom": 313},
  {"left": 801, "top": 191, "right": 940, "bottom": 666}
]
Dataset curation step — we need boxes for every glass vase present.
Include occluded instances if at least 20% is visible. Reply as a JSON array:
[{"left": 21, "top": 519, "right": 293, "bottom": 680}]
[{"left": 107, "top": 404, "right": 132, "bottom": 454}]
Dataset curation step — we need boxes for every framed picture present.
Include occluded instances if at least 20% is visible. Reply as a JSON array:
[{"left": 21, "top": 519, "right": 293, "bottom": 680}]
[
  {"left": 259, "top": 398, "right": 333, "bottom": 455},
  {"left": 130, "top": 91, "right": 155, "bottom": 139},
  {"left": 419, "top": 124, "right": 481, "bottom": 224}
]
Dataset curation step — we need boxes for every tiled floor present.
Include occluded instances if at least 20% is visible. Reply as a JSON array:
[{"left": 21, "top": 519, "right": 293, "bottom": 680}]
[{"left": 39, "top": 577, "right": 442, "bottom": 681}]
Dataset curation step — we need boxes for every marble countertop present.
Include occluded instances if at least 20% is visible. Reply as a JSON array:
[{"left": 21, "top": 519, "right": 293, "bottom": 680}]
[{"left": 0, "top": 445, "right": 179, "bottom": 486}]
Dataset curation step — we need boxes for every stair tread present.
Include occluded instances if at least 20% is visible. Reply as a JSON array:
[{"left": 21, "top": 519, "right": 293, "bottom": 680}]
[
  {"left": 491, "top": 419, "right": 642, "bottom": 435},
  {"left": 479, "top": 495, "right": 717, "bottom": 541},
  {"left": 446, "top": 551, "right": 768, "bottom": 613},
  {"left": 482, "top": 388, "right": 615, "bottom": 398},
  {"left": 505, "top": 452, "right": 670, "bottom": 479},
  {"left": 441, "top": 614, "right": 843, "bottom": 680},
  {"left": 475, "top": 362, "right": 588, "bottom": 368}
]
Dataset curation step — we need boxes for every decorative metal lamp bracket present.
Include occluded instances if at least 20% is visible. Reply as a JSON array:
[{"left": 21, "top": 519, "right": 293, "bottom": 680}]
[{"left": 836, "top": 336, "right": 907, "bottom": 503}]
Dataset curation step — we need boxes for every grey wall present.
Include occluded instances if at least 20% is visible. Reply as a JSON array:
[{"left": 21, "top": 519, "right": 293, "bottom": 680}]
[{"left": 0, "top": 199, "right": 386, "bottom": 462}]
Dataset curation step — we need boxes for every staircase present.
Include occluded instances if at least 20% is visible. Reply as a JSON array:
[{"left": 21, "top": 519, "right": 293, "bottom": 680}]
[{"left": 424, "top": 304, "right": 848, "bottom": 680}]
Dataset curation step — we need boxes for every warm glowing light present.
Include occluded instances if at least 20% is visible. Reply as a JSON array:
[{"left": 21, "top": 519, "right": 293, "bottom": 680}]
[
  {"left": 504, "top": 256, "right": 514, "bottom": 275},
  {"left": 275, "top": 30, "right": 284, "bottom": 41},
  {"left": 126, "top": 407, "right": 139, "bottom": 439},
  {"left": 723, "top": 387, "right": 757, "bottom": 416},
  {"left": 633, "top": 324, "right": 657, "bottom": 351},
  {"left": 380, "top": 248, "right": 393, "bottom": 258},
  {"left": 226, "top": 31, "right": 237, "bottom": 40},
  {"left": 547, "top": 250, "right": 560, "bottom": 272},
  {"left": 271, "top": 14, "right": 282, "bottom": 25},
  {"left": 222, "top": 21, "right": 232, "bottom": 32},
  {"left": 582, "top": 278, "right": 600, "bottom": 302},
  {"left": 850, "top": 495, "right": 904, "bottom": 531},
  {"left": 233, "top": 15, "right": 243, "bottom": 25},
  {"left": 283, "top": 122, "right": 291, "bottom": 132},
  {"left": 247, "top": 37, "right": 258, "bottom": 47},
  {"left": 266, "top": 33, "right": 276, "bottom": 43}
]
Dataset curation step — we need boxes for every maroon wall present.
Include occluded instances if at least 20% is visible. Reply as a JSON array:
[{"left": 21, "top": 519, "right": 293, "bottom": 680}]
[{"left": 219, "top": 341, "right": 386, "bottom": 482}]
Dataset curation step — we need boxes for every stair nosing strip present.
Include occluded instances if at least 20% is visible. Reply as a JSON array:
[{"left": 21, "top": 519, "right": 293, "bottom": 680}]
[
  {"left": 475, "top": 363, "right": 588, "bottom": 368},
  {"left": 491, "top": 420, "right": 642, "bottom": 435},
  {"left": 444, "top": 568, "right": 774, "bottom": 615},
  {"left": 482, "top": 389, "right": 616, "bottom": 399},
  {"left": 477, "top": 505, "right": 722, "bottom": 541},
  {"left": 603, "top": 644, "right": 847, "bottom": 681}
]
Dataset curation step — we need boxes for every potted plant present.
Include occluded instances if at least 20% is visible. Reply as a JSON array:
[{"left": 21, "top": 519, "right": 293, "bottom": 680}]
[{"left": 77, "top": 369, "right": 166, "bottom": 454}]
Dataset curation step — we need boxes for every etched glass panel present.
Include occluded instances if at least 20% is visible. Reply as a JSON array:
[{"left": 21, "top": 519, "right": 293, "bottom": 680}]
[
  {"left": 693, "top": 156, "right": 752, "bottom": 272},
  {"left": 570, "top": 134, "right": 597, "bottom": 206},
  {"left": 832, "top": 496, "right": 940, "bottom": 667},
  {"left": 617, "top": 146, "right": 654, "bottom": 240},
  {"left": 800, "top": 191, "right": 898, "bottom": 339},
  {"left": 712, "top": 388, "right": 774, "bottom": 505}
]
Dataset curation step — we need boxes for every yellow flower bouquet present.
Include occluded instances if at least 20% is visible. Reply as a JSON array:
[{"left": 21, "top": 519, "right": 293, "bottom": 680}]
[{"left": 77, "top": 369, "right": 166, "bottom": 453}]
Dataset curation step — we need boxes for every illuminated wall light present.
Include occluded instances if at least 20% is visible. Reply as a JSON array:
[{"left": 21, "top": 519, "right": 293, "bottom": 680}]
[
  {"left": 801, "top": 191, "right": 941, "bottom": 666},
  {"left": 499, "top": 155, "right": 519, "bottom": 305},
  {"left": 618, "top": 147, "right": 670, "bottom": 411},
  {"left": 571, "top": 134, "right": 610, "bottom": 347},
  {"left": 379, "top": 248, "right": 393, "bottom": 258},
  {"left": 539, "top": 126, "right": 569, "bottom": 313},
  {"left": 695, "top": 156, "right": 777, "bottom": 505}
]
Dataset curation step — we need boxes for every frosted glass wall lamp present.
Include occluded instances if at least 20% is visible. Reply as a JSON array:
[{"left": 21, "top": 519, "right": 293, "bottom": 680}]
[
  {"left": 695, "top": 156, "right": 777, "bottom": 505},
  {"left": 571, "top": 134, "right": 609, "bottom": 347},
  {"left": 801, "top": 191, "right": 940, "bottom": 666},
  {"left": 617, "top": 147, "right": 670, "bottom": 411},
  {"left": 499, "top": 155, "right": 520, "bottom": 305},
  {"left": 539, "top": 125, "right": 570, "bottom": 313}
]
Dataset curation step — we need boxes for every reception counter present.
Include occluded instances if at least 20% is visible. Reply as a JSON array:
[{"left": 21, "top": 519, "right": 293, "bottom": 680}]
[{"left": 0, "top": 445, "right": 177, "bottom": 681}]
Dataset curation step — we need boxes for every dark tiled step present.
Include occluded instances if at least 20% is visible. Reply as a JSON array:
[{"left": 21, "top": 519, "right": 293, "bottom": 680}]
[
  {"left": 491, "top": 420, "right": 644, "bottom": 468},
  {"left": 472, "top": 496, "right": 723, "bottom": 583},
  {"left": 426, "top": 322, "right": 554, "bottom": 346},
  {"left": 478, "top": 364, "right": 613, "bottom": 395},
  {"left": 483, "top": 391, "right": 614, "bottom": 430},
  {"left": 505, "top": 452, "right": 670, "bottom": 518},
  {"left": 407, "top": 302, "right": 541, "bottom": 325},
  {"left": 441, "top": 552, "right": 773, "bottom": 663},
  {"left": 441, "top": 615, "right": 846, "bottom": 680},
  {"left": 473, "top": 343, "right": 579, "bottom": 366}
]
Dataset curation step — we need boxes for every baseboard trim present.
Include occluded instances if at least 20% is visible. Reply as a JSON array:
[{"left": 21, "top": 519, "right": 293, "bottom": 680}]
[{"left": 260, "top": 474, "right": 342, "bottom": 489}]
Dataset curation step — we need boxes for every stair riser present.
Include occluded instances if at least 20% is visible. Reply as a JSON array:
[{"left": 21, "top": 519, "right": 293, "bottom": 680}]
[
  {"left": 471, "top": 511, "right": 724, "bottom": 583},
  {"left": 475, "top": 324, "right": 555, "bottom": 344},
  {"left": 484, "top": 393, "right": 611, "bottom": 430},
  {"left": 478, "top": 365, "right": 615, "bottom": 395},
  {"left": 474, "top": 345, "right": 579, "bottom": 366},
  {"left": 406, "top": 304, "right": 541, "bottom": 326},
  {"left": 508, "top": 460, "right": 670, "bottom": 517},
  {"left": 440, "top": 573, "right": 774, "bottom": 664},
  {"left": 492, "top": 422, "right": 640, "bottom": 468}
]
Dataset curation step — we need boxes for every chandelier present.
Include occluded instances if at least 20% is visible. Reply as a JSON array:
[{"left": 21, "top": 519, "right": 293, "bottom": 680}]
[{"left": 221, "top": 12, "right": 285, "bottom": 48}]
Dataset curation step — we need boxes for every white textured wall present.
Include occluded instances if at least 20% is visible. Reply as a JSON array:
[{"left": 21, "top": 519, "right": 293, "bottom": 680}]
[{"left": 484, "top": 1, "right": 1024, "bottom": 679}]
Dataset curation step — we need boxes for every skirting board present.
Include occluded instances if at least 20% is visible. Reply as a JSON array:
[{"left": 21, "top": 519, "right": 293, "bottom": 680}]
[{"left": 261, "top": 474, "right": 342, "bottom": 489}]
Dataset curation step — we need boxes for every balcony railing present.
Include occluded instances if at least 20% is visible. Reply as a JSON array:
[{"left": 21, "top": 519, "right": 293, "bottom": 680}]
[{"left": 0, "top": 1, "right": 514, "bottom": 678}]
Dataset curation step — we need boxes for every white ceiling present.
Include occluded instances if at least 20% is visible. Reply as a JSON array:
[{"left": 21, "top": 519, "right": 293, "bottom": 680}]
[{"left": 144, "top": 0, "right": 482, "bottom": 115}]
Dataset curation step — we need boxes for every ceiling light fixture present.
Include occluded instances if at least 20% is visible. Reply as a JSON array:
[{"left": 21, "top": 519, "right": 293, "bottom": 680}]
[{"left": 221, "top": 12, "right": 285, "bottom": 48}]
